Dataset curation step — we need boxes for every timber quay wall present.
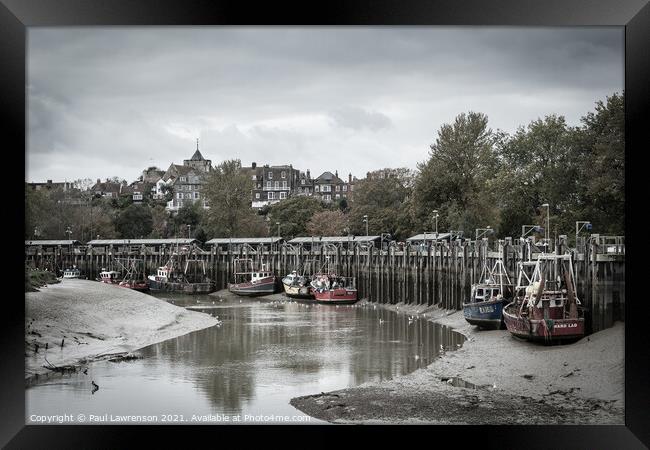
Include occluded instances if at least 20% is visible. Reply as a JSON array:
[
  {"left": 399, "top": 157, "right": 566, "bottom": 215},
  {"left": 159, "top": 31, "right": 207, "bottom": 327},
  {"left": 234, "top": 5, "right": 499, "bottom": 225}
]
[{"left": 25, "top": 236, "right": 624, "bottom": 334}]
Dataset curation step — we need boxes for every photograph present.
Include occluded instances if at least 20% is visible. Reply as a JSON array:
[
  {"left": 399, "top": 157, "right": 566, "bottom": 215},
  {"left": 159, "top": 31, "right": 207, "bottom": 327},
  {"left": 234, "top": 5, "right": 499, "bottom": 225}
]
[{"left": 21, "top": 25, "right": 628, "bottom": 428}]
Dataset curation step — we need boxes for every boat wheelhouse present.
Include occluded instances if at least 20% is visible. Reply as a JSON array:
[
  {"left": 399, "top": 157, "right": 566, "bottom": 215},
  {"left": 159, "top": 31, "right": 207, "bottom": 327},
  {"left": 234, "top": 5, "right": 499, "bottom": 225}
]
[
  {"left": 463, "top": 259, "right": 513, "bottom": 329},
  {"left": 229, "top": 258, "right": 279, "bottom": 296},
  {"left": 99, "top": 270, "right": 121, "bottom": 284},
  {"left": 63, "top": 267, "right": 81, "bottom": 279},
  {"left": 503, "top": 253, "right": 585, "bottom": 343},
  {"left": 147, "top": 256, "right": 214, "bottom": 294}
]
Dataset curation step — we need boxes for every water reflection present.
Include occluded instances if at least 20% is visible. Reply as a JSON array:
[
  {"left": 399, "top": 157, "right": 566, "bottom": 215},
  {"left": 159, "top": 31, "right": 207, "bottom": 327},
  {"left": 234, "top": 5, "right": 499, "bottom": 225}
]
[{"left": 27, "top": 295, "right": 465, "bottom": 423}]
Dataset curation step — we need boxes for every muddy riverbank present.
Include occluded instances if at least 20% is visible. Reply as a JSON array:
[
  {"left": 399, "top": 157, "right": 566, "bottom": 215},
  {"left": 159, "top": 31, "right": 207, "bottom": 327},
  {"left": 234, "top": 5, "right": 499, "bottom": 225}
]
[
  {"left": 291, "top": 301, "right": 624, "bottom": 424},
  {"left": 25, "top": 279, "right": 220, "bottom": 384}
]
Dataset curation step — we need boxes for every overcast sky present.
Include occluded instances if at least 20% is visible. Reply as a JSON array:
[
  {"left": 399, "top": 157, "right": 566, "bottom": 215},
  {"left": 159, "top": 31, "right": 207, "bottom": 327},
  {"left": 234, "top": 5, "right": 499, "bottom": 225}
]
[{"left": 26, "top": 27, "right": 623, "bottom": 184}]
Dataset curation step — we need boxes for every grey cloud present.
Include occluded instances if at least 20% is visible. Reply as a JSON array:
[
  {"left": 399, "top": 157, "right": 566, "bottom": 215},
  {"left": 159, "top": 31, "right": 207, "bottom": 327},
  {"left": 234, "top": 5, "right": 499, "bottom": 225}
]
[
  {"left": 26, "top": 27, "right": 623, "bottom": 183},
  {"left": 328, "top": 106, "right": 392, "bottom": 132}
]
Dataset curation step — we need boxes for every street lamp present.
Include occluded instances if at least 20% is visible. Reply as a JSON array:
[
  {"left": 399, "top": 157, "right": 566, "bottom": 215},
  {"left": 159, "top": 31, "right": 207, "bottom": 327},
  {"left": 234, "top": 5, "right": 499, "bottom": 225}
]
[
  {"left": 432, "top": 210, "right": 439, "bottom": 240},
  {"left": 541, "top": 203, "right": 550, "bottom": 245},
  {"left": 575, "top": 221, "right": 592, "bottom": 247},
  {"left": 475, "top": 226, "right": 493, "bottom": 240},
  {"left": 276, "top": 222, "right": 281, "bottom": 238},
  {"left": 187, "top": 224, "right": 191, "bottom": 239},
  {"left": 362, "top": 215, "right": 368, "bottom": 237}
]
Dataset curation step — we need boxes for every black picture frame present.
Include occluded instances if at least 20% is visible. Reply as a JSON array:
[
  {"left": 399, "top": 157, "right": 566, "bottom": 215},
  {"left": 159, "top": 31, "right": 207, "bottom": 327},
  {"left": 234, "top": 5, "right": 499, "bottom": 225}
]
[{"left": 2, "top": 0, "right": 647, "bottom": 447}]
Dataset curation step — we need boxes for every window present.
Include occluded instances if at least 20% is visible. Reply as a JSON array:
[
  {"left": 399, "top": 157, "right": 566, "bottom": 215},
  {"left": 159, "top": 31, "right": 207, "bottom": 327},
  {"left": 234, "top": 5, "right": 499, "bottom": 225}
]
[
  {"left": 177, "top": 193, "right": 182, "bottom": 199},
  {"left": 194, "top": 192, "right": 199, "bottom": 199},
  {"left": 343, "top": 185, "right": 347, "bottom": 191},
  {"left": 282, "top": 181, "right": 287, "bottom": 189},
  {"left": 255, "top": 193, "right": 260, "bottom": 199},
  {"left": 336, "top": 185, "right": 340, "bottom": 191},
  {"left": 268, "top": 192, "right": 275, "bottom": 200},
  {"left": 336, "top": 194, "right": 340, "bottom": 199},
  {"left": 252, "top": 175, "right": 257, "bottom": 180},
  {"left": 315, "top": 185, "right": 319, "bottom": 192},
  {"left": 267, "top": 181, "right": 272, "bottom": 188},
  {"left": 281, "top": 171, "right": 286, "bottom": 178},
  {"left": 323, "top": 185, "right": 331, "bottom": 192},
  {"left": 268, "top": 172, "right": 273, "bottom": 179},
  {"left": 298, "top": 187, "right": 302, "bottom": 193},
  {"left": 324, "top": 194, "right": 331, "bottom": 201},
  {"left": 180, "top": 176, "right": 186, "bottom": 182},
  {"left": 280, "top": 192, "right": 287, "bottom": 199},
  {"left": 301, "top": 179, "right": 305, "bottom": 185},
  {"left": 274, "top": 181, "right": 279, "bottom": 189}
]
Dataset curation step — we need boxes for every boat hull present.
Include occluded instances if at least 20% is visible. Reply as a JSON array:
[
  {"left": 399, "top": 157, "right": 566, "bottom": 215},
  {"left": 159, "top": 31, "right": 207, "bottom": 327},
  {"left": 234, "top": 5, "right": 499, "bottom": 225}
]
[
  {"left": 312, "top": 288, "right": 358, "bottom": 305},
  {"left": 229, "top": 276, "right": 278, "bottom": 297},
  {"left": 148, "top": 279, "right": 215, "bottom": 294},
  {"left": 462, "top": 298, "right": 506, "bottom": 329},
  {"left": 503, "top": 303, "right": 585, "bottom": 343},
  {"left": 119, "top": 281, "right": 150, "bottom": 292},
  {"left": 282, "top": 282, "right": 314, "bottom": 299}
]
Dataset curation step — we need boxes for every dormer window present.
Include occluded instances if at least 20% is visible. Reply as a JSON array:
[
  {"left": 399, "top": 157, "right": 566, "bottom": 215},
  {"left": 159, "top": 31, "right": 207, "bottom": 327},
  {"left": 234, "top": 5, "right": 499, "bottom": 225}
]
[
  {"left": 268, "top": 172, "right": 273, "bottom": 179},
  {"left": 281, "top": 171, "right": 286, "bottom": 178},
  {"left": 180, "top": 176, "right": 186, "bottom": 182}
]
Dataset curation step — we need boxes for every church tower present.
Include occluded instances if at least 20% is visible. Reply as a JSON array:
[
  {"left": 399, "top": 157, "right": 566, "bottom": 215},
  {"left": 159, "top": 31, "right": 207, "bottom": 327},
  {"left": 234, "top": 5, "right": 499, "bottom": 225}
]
[{"left": 183, "top": 138, "right": 212, "bottom": 172}]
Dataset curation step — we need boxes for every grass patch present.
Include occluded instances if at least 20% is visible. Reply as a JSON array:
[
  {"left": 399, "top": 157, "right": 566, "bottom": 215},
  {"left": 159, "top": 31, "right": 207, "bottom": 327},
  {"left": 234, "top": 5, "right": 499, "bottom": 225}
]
[{"left": 25, "top": 267, "right": 60, "bottom": 292}]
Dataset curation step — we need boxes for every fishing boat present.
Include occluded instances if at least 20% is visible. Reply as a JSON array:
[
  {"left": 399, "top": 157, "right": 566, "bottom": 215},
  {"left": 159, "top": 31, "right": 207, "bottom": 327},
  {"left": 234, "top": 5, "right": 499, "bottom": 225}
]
[
  {"left": 62, "top": 267, "right": 81, "bottom": 279},
  {"left": 503, "top": 253, "right": 584, "bottom": 343},
  {"left": 117, "top": 258, "right": 149, "bottom": 292},
  {"left": 282, "top": 260, "right": 316, "bottom": 300},
  {"left": 147, "top": 256, "right": 214, "bottom": 294},
  {"left": 463, "top": 259, "right": 513, "bottom": 329},
  {"left": 99, "top": 269, "right": 121, "bottom": 284},
  {"left": 310, "top": 273, "right": 358, "bottom": 304},
  {"left": 229, "top": 258, "right": 279, "bottom": 296},
  {"left": 282, "top": 270, "right": 314, "bottom": 299}
]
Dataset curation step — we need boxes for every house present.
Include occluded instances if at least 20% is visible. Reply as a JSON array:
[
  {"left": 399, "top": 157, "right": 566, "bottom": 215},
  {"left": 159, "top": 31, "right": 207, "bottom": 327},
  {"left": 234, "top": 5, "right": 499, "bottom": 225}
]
[
  {"left": 27, "top": 180, "right": 74, "bottom": 191},
  {"left": 312, "top": 171, "right": 355, "bottom": 203},
  {"left": 90, "top": 179, "right": 124, "bottom": 198},
  {"left": 242, "top": 162, "right": 301, "bottom": 208},
  {"left": 163, "top": 142, "right": 212, "bottom": 212}
]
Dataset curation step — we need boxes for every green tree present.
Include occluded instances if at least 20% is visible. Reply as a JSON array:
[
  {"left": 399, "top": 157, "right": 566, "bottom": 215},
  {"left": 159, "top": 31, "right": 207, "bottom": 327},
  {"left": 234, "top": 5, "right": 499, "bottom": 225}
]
[
  {"left": 574, "top": 92, "right": 624, "bottom": 235},
  {"left": 115, "top": 204, "right": 153, "bottom": 238},
  {"left": 348, "top": 170, "right": 413, "bottom": 240},
  {"left": 306, "top": 210, "right": 348, "bottom": 236},
  {"left": 411, "top": 112, "right": 499, "bottom": 236},
  {"left": 202, "top": 159, "right": 268, "bottom": 237},
  {"left": 266, "top": 196, "right": 326, "bottom": 238}
]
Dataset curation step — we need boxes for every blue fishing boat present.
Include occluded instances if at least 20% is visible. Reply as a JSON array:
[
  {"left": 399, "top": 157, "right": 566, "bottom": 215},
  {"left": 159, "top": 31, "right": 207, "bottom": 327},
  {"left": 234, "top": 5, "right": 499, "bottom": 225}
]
[{"left": 463, "top": 259, "right": 513, "bottom": 329}]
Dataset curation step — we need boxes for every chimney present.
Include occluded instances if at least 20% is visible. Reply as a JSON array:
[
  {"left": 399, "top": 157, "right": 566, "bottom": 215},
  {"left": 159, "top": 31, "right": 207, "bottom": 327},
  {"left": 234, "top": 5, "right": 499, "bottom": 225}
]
[
  {"left": 335, "top": 170, "right": 338, "bottom": 178},
  {"left": 47, "top": 179, "right": 52, "bottom": 184},
  {"left": 97, "top": 178, "right": 101, "bottom": 185},
  {"left": 349, "top": 173, "right": 352, "bottom": 183},
  {"left": 307, "top": 169, "right": 310, "bottom": 178},
  {"left": 252, "top": 162, "right": 257, "bottom": 169}
]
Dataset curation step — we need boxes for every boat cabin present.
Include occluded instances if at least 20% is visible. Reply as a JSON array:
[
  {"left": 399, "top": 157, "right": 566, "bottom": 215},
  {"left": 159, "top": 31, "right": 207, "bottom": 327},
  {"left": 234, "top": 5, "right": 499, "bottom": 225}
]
[
  {"left": 63, "top": 268, "right": 81, "bottom": 278},
  {"left": 99, "top": 270, "right": 120, "bottom": 282}
]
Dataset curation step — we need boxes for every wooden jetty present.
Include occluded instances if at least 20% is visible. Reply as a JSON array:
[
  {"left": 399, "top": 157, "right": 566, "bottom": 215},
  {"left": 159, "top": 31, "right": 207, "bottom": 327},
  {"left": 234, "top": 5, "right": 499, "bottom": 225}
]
[{"left": 24, "top": 234, "right": 624, "bottom": 333}]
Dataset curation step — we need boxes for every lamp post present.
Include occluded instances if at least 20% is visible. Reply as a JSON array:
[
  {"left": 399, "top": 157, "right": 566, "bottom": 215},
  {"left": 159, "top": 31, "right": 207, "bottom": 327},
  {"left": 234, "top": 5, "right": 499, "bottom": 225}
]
[
  {"left": 432, "top": 210, "right": 439, "bottom": 240},
  {"left": 541, "top": 203, "right": 550, "bottom": 245},
  {"left": 575, "top": 221, "right": 592, "bottom": 248},
  {"left": 276, "top": 222, "right": 281, "bottom": 238},
  {"left": 363, "top": 215, "right": 368, "bottom": 237},
  {"left": 187, "top": 224, "right": 191, "bottom": 239},
  {"left": 475, "top": 226, "right": 493, "bottom": 240}
]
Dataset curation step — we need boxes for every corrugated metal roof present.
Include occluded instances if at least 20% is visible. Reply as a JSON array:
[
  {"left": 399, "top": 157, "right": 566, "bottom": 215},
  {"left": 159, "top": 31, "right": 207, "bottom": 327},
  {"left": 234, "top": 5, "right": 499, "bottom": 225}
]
[
  {"left": 406, "top": 233, "right": 453, "bottom": 241},
  {"left": 287, "top": 236, "right": 379, "bottom": 244},
  {"left": 25, "top": 240, "right": 81, "bottom": 246},
  {"left": 287, "top": 237, "right": 321, "bottom": 244},
  {"left": 86, "top": 239, "right": 198, "bottom": 245},
  {"left": 205, "top": 237, "right": 282, "bottom": 245},
  {"left": 353, "top": 236, "right": 381, "bottom": 242}
]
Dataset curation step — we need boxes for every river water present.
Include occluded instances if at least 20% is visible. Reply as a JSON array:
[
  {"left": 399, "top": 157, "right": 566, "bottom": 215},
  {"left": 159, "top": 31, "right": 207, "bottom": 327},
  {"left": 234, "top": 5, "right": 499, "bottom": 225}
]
[{"left": 26, "top": 294, "right": 465, "bottom": 424}]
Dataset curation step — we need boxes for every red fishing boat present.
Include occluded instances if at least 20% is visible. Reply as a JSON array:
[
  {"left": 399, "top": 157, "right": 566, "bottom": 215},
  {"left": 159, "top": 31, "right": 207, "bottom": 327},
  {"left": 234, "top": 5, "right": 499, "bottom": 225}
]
[
  {"left": 116, "top": 257, "right": 150, "bottom": 292},
  {"left": 503, "top": 253, "right": 584, "bottom": 343},
  {"left": 309, "top": 259, "right": 357, "bottom": 305}
]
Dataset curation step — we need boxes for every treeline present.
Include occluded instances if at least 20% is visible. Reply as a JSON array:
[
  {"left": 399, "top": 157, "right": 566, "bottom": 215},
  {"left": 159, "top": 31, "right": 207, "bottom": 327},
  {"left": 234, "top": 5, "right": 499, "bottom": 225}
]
[{"left": 25, "top": 92, "right": 624, "bottom": 244}]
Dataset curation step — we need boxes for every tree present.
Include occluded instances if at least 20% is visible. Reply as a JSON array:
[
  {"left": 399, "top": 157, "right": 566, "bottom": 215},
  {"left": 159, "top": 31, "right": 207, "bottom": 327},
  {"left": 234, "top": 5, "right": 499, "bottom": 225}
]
[
  {"left": 202, "top": 159, "right": 268, "bottom": 237},
  {"left": 149, "top": 205, "right": 170, "bottom": 238},
  {"left": 115, "top": 204, "right": 153, "bottom": 238},
  {"left": 349, "top": 170, "right": 414, "bottom": 240},
  {"left": 411, "top": 112, "right": 500, "bottom": 237},
  {"left": 574, "top": 92, "right": 624, "bottom": 235},
  {"left": 266, "top": 196, "right": 326, "bottom": 238},
  {"left": 306, "top": 210, "right": 348, "bottom": 236}
]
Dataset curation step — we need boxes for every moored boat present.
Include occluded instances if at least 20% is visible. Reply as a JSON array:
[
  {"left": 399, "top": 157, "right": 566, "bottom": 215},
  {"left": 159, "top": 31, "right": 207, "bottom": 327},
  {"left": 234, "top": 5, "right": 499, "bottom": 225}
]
[
  {"left": 99, "top": 269, "right": 121, "bottom": 284},
  {"left": 147, "top": 256, "right": 214, "bottom": 294},
  {"left": 282, "top": 271, "right": 314, "bottom": 299},
  {"left": 503, "top": 253, "right": 584, "bottom": 343},
  {"left": 310, "top": 272, "right": 358, "bottom": 305},
  {"left": 229, "top": 258, "right": 279, "bottom": 297},
  {"left": 62, "top": 267, "right": 81, "bottom": 279},
  {"left": 463, "top": 259, "right": 513, "bottom": 329}
]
